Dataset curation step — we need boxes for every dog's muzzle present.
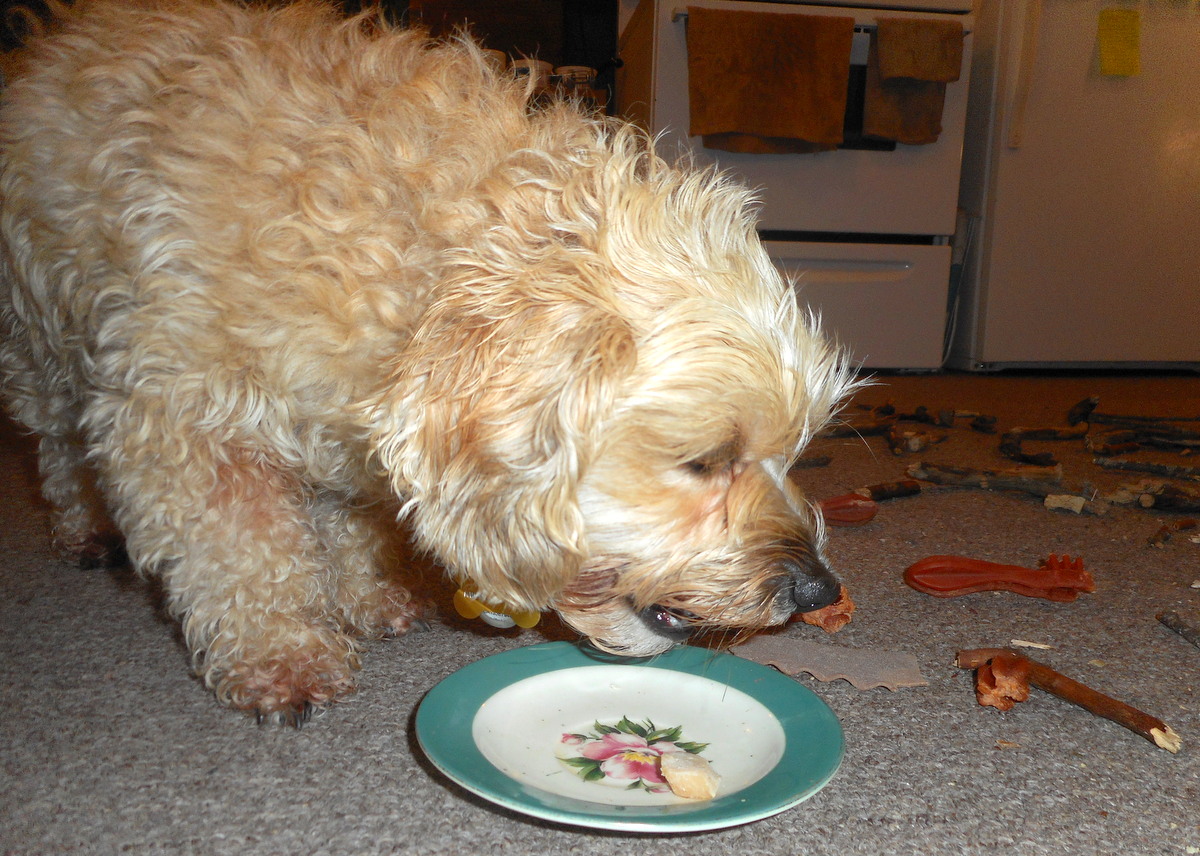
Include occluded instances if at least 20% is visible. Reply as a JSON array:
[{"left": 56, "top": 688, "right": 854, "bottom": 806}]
[{"left": 637, "top": 553, "right": 842, "bottom": 642}]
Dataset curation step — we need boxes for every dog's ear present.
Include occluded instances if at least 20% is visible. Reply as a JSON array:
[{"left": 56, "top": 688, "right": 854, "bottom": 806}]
[{"left": 366, "top": 262, "right": 636, "bottom": 611}]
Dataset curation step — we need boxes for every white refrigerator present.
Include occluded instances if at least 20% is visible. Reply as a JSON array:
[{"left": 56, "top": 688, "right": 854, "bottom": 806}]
[{"left": 949, "top": 0, "right": 1200, "bottom": 370}]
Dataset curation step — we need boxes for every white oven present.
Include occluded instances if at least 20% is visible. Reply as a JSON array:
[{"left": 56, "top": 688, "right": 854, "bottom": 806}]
[{"left": 618, "top": 0, "right": 974, "bottom": 369}]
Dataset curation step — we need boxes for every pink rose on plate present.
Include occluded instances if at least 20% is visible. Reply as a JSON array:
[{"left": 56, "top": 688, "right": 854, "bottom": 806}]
[
  {"left": 558, "top": 717, "right": 709, "bottom": 793},
  {"left": 579, "top": 732, "right": 676, "bottom": 784}
]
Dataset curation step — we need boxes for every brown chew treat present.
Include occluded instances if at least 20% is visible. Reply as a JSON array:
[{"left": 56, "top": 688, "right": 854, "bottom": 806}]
[
  {"left": 660, "top": 752, "right": 720, "bottom": 800},
  {"left": 972, "top": 651, "right": 1031, "bottom": 710},
  {"left": 818, "top": 493, "right": 879, "bottom": 526},
  {"left": 1157, "top": 611, "right": 1200, "bottom": 649},
  {"left": 904, "top": 554, "right": 1094, "bottom": 601},
  {"left": 853, "top": 479, "right": 922, "bottom": 502},
  {"left": 798, "top": 586, "right": 855, "bottom": 632},
  {"left": 956, "top": 648, "right": 1182, "bottom": 754},
  {"left": 1148, "top": 518, "right": 1199, "bottom": 548}
]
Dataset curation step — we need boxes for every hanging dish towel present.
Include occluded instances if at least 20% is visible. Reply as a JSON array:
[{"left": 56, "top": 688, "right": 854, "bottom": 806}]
[
  {"left": 686, "top": 6, "right": 854, "bottom": 154},
  {"left": 863, "top": 17, "right": 964, "bottom": 145}
]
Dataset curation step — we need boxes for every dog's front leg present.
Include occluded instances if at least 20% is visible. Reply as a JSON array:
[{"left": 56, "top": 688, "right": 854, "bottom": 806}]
[
  {"left": 94, "top": 399, "right": 361, "bottom": 724},
  {"left": 34, "top": 432, "right": 125, "bottom": 567}
]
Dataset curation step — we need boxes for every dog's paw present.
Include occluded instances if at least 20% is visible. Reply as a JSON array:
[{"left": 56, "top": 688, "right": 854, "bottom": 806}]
[
  {"left": 255, "top": 701, "right": 319, "bottom": 728},
  {"left": 382, "top": 596, "right": 437, "bottom": 636},
  {"left": 214, "top": 641, "right": 359, "bottom": 727},
  {"left": 56, "top": 529, "right": 128, "bottom": 569},
  {"left": 373, "top": 583, "right": 437, "bottom": 636}
]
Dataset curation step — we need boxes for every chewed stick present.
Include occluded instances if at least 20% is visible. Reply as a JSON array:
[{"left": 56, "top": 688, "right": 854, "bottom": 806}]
[
  {"left": 1157, "top": 611, "right": 1200, "bottom": 650},
  {"left": 956, "top": 648, "right": 1182, "bottom": 754}
]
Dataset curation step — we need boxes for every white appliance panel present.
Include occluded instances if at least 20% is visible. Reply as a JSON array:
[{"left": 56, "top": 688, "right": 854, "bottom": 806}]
[
  {"left": 641, "top": 0, "right": 974, "bottom": 235},
  {"left": 951, "top": 0, "right": 1200, "bottom": 368},
  {"left": 619, "top": 0, "right": 974, "bottom": 369},
  {"left": 766, "top": 241, "right": 952, "bottom": 368}
]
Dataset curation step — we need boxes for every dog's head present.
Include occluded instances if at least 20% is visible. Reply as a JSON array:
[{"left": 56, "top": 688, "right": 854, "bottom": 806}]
[{"left": 366, "top": 118, "right": 856, "bottom": 655}]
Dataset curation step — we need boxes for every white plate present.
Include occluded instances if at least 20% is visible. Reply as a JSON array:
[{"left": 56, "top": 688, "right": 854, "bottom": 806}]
[{"left": 416, "top": 642, "right": 843, "bottom": 832}]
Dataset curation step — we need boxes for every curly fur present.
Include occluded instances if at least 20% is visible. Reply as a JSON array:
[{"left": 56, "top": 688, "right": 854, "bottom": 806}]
[{"left": 0, "top": 0, "right": 856, "bottom": 723}]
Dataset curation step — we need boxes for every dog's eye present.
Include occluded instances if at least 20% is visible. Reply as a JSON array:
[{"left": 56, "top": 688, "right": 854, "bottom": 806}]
[
  {"left": 681, "top": 439, "right": 742, "bottom": 478},
  {"left": 682, "top": 458, "right": 720, "bottom": 477}
]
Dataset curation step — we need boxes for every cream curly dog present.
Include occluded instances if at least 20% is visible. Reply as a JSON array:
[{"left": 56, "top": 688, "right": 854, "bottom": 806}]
[{"left": 0, "top": 0, "right": 854, "bottom": 723}]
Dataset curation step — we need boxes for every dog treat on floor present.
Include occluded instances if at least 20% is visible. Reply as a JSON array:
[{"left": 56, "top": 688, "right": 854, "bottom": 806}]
[
  {"left": 733, "top": 636, "right": 927, "bottom": 691},
  {"left": 887, "top": 425, "right": 946, "bottom": 455},
  {"left": 999, "top": 423, "right": 1090, "bottom": 467},
  {"left": 790, "top": 455, "right": 832, "bottom": 470},
  {"left": 852, "top": 479, "right": 923, "bottom": 502},
  {"left": 819, "top": 479, "right": 920, "bottom": 526},
  {"left": 818, "top": 415, "right": 897, "bottom": 439},
  {"left": 1087, "top": 433, "right": 1144, "bottom": 457},
  {"left": 1157, "top": 611, "right": 1200, "bottom": 649},
  {"left": 818, "top": 493, "right": 879, "bottom": 526},
  {"left": 1103, "top": 480, "right": 1200, "bottom": 513},
  {"left": 968, "top": 650, "right": 1031, "bottom": 710},
  {"left": 1094, "top": 458, "right": 1200, "bottom": 481},
  {"left": 1147, "top": 518, "right": 1199, "bottom": 547},
  {"left": 659, "top": 752, "right": 720, "bottom": 801},
  {"left": 1010, "top": 639, "right": 1055, "bottom": 650},
  {"left": 846, "top": 402, "right": 997, "bottom": 433},
  {"left": 906, "top": 460, "right": 1062, "bottom": 492},
  {"left": 1066, "top": 395, "right": 1101, "bottom": 426},
  {"left": 956, "top": 648, "right": 1183, "bottom": 754},
  {"left": 797, "top": 586, "right": 855, "bottom": 632},
  {"left": 1043, "top": 494, "right": 1089, "bottom": 514},
  {"left": 904, "top": 555, "right": 1094, "bottom": 602}
]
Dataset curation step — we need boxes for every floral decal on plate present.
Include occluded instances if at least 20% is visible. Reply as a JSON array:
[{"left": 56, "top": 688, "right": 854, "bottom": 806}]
[{"left": 558, "top": 717, "right": 709, "bottom": 793}]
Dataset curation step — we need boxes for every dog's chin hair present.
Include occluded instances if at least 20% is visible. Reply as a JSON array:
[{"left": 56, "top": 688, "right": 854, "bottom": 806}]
[
  {"left": 556, "top": 596, "right": 789, "bottom": 658},
  {"left": 561, "top": 609, "right": 677, "bottom": 658},
  {"left": 554, "top": 566, "right": 672, "bottom": 656}
]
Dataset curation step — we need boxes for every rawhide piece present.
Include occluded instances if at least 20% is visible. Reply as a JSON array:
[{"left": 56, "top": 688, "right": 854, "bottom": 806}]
[{"left": 732, "top": 635, "right": 927, "bottom": 691}]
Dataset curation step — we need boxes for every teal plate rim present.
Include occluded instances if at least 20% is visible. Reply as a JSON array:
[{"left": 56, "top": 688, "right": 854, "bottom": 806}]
[{"left": 414, "top": 641, "right": 844, "bottom": 833}]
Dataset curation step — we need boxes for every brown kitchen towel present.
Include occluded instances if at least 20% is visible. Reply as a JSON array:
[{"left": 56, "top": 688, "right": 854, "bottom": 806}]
[
  {"left": 875, "top": 17, "right": 963, "bottom": 83},
  {"left": 686, "top": 6, "right": 854, "bottom": 154},
  {"left": 863, "top": 17, "right": 964, "bottom": 145}
]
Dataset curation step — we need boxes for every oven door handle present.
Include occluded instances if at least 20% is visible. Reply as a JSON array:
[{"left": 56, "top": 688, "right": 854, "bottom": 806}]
[
  {"left": 788, "top": 260, "right": 916, "bottom": 285},
  {"left": 670, "top": 7, "right": 969, "bottom": 35}
]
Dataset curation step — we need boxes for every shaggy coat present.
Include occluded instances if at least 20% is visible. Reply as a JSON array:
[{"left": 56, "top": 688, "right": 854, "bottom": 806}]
[{"left": 0, "top": 0, "right": 853, "bottom": 722}]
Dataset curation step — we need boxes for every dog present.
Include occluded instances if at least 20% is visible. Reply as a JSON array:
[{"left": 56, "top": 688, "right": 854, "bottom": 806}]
[{"left": 0, "top": 0, "right": 855, "bottom": 724}]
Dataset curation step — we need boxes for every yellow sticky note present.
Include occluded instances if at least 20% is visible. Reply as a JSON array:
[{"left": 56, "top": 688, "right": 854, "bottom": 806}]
[{"left": 1098, "top": 8, "right": 1140, "bottom": 77}]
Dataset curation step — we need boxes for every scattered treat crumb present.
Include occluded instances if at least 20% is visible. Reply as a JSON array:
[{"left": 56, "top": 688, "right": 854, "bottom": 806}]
[
  {"left": 1010, "top": 639, "right": 1055, "bottom": 650},
  {"left": 1045, "top": 494, "right": 1087, "bottom": 514},
  {"left": 660, "top": 752, "right": 720, "bottom": 801},
  {"left": 733, "top": 635, "right": 927, "bottom": 691}
]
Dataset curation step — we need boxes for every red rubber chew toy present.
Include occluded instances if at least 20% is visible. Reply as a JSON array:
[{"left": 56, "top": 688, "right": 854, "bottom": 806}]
[{"left": 903, "top": 554, "right": 1094, "bottom": 602}]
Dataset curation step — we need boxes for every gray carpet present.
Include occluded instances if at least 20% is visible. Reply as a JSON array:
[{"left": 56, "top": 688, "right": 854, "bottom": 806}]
[{"left": 3, "top": 372, "right": 1198, "bottom": 855}]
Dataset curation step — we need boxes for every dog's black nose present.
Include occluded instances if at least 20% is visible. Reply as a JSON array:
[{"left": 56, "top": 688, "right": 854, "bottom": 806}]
[{"left": 788, "top": 560, "right": 842, "bottom": 613}]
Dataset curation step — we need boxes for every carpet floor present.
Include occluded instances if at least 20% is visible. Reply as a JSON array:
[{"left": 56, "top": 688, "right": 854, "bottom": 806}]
[{"left": 2, "top": 371, "right": 1198, "bottom": 855}]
